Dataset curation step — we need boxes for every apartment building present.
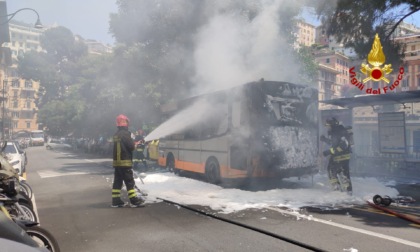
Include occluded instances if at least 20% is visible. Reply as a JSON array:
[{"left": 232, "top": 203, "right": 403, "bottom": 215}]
[
  {"left": 1, "top": 20, "right": 44, "bottom": 136},
  {"left": 296, "top": 20, "right": 315, "bottom": 47},
  {"left": 314, "top": 49, "right": 351, "bottom": 99}
]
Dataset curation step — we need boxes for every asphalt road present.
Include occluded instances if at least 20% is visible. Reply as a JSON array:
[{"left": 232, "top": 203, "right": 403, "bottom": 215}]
[{"left": 24, "top": 145, "right": 420, "bottom": 252}]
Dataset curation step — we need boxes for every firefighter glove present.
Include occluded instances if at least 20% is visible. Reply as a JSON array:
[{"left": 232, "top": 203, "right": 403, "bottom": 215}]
[{"left": 323, "top": 150, "right": 330, "bottom": 156}]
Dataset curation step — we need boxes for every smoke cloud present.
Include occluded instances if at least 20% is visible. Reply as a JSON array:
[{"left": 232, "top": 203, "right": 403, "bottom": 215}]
[
  {"left": 193, "top": 0, "right": 301, "bottom": 94},
  {"left": 147, "top": 0, "right": 305, "bottom": 140}
]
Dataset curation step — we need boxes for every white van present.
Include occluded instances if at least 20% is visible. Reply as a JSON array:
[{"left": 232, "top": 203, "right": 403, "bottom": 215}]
[{"left": 30, "top": 130, "right": 45, "bottom": 146}]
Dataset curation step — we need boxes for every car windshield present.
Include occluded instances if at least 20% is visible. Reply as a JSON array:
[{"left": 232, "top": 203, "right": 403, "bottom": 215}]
[{"left": 4, "top": 144, "right": 17, "bottom": 154}]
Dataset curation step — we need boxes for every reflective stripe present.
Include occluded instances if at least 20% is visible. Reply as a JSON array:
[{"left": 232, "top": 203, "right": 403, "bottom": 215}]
[
  {"left": 330, "top": 178, "right": 339, "bottom": 184},
  {"left": 330, "top": 148, "right": 335, "bottom": 154},
  {"left": 112, "top": 189, "right": 121, "bottom": 198},
  {"left": 128, "top": 189, "right": 137, "bottom": 198},
  {"left": 113, "top": 160, "right": 133, "bottom": 167},
  {"left": 337, "top": 147, "right": 343, "bottom": 152},
  {"left": 114, "top": 136, "right": 121, "bottom": 161},
  {"left": 333, "top": 154, "right": 351, "bottom": 161}
]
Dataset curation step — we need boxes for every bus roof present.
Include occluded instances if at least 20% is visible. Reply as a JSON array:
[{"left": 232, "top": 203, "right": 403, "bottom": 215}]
[{"left": 160, "top": 80, "right": 314, "bottom": 114}]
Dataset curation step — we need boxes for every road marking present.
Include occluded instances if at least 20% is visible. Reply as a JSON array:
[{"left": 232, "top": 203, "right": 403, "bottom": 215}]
[
  {"left": 37, "top": 170, "right": 89, "bottom": 178},
  {"left": 268, "top": 206, "right": 420, "bottom": 249}
]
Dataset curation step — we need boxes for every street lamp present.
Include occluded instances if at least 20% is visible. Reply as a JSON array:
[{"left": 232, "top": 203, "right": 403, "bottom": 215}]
[{"left": 0, "top": 8, "right": 43, "bottom": 28}]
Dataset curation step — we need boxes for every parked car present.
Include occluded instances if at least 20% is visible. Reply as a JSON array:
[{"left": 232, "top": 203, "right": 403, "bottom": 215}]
[{"left": 3, "top": 141, "right": 27, "bottom": 175}]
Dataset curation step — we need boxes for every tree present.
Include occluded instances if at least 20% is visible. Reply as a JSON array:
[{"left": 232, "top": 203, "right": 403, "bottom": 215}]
[{"left": 315, "top": 0, "right": 420, "bottom": 66}]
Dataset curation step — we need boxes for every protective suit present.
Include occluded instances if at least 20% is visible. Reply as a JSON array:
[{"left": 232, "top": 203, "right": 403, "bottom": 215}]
[{"left": 321, "top": 118, "right": 353, "bottom": 194}]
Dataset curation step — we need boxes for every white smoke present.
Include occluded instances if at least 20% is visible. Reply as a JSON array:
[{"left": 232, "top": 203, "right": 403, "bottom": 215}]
[
  {"left": 192, "top": 0, "right": 300, "bottom": 94},
  {"left": 147, "top": 0, "right": 305, "bottom": 140}
]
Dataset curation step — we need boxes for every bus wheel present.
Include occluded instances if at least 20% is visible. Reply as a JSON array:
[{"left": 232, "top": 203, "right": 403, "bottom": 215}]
[{"left": 205, "top": 158, "right": 221, "bottom": 184}]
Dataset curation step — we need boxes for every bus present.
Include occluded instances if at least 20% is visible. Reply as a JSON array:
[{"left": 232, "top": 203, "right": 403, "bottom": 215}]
[
  {"left": 151, "top": 80, "right": 319, "bottom": 185},
  {"left": 30, "top": 130, "right": 45, "bottom": 146}
]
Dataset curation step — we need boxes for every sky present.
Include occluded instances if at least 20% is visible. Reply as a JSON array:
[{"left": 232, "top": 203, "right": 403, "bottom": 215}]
[
  {"left": 5, "top": 1, "right": 420, "bottom": 47},
  {"left": 5, "top": 0, "right": 118, "bottom": 45}
]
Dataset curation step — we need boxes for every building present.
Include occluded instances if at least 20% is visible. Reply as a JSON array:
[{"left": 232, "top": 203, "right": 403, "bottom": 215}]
[
  {"left": 314, "top": 49, "right": 351, "bottom": 100},
  {"left": 315, "top": 25, "right": 356, "bottom": 58},
  {"left": 84, "top": 39, "right": 113, "bottom": 55},
  {"left": 1, "top": 20, "right": 44, "bottom": 136},
  {"left": 394, "top": 33, "right": 420, "bottom": 91},
  {"left": 317, "top": 63, "right": 340, "bottom": 104},
  {"left": 295, "top": 20, "right": 315, "bottom": 47},
  {"left": 388, "top": 21, "right": 420, "bottom": 39}
]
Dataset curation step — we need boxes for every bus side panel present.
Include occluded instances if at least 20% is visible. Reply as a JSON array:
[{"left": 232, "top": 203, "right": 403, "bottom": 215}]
[
  {"left": 179, "top": 140, "right": 203, "bottom": 173},
  {"left": 177, "top": 160, "right": 205, "bottom": 173},
  {"left": 200, "top": 137, "right": 230, "bottom": 178},
  {"left": 158, "top": 139, "right": 179, "bottom": 168}
]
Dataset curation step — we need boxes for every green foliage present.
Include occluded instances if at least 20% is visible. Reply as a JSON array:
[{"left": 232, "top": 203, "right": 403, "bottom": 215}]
[
  {"left": 295, "top": 47, "right": 319, "bottom": 85},
  {"left": 37, "top": 99, "right": 84, "bottom": 136}
]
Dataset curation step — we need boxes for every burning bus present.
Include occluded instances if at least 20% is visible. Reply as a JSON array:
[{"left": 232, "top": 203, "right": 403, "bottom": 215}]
[{"left": 148, "top": 80, "right": 319, "bottom": 185}]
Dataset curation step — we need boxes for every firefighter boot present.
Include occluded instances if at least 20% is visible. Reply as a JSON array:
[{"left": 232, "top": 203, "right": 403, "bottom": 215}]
[
  {"left": 130, "top": 196, "right": 145, "bottom": 208},
  {"left": 111, "top": 198, "right": 126, "bottom": 208}
]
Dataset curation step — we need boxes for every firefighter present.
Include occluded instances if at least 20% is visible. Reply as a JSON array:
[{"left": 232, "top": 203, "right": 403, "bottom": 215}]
[
  {"left": 133, "top": 131, "right": 148, "bottom": 172},
  {"left": 111, "top": 114, "right": 144, "bottom": 207},
  {"left": 320, "top": 117, "right": 353, "bottom": 195}
]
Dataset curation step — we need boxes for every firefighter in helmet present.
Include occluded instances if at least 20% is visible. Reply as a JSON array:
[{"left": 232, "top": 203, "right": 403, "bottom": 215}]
[
  {"left": 320, "top": 117, "right": 353, "bottom": 194},
  {"left": 111, "top": 114, "right": 144, "bottom": 207}
]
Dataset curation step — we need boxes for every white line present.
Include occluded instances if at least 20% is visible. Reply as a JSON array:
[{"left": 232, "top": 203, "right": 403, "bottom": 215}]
[
  {"left": 267, "top": 207, "right": 420, "bottom": 249},
  {"left": 37, "top": 170, "right": 89, "bottom": 178}
]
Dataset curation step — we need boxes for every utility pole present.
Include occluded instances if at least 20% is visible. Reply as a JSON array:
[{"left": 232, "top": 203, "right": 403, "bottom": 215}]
[{"left": 2, "top": 79, "right": 5, "bottom": 140}]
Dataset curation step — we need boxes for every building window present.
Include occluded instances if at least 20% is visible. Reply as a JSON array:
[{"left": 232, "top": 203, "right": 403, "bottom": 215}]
[
  {"left": 13, "top": 121, "right": 18, "bottom": 129},
  {"left": 326, "top": 58, "right": 330, "bottom": 63},
  {"left": 26, "top": 101, "right": 31, "bottom": 108},
  {"left": 26, "top": 122, "right": 31, "bottom": 129},
  {"left": 13, "top": 100, "right": 18, "bottom": 108},
  {"left": 25, "top": 80, "right": 33, "bottom": 88},
  {"left": 12, "top": 112, "right": 19, "bottom": 118},
  {"left": 402, "top": 78, "right": 409, "bottom": 87},
  {"left": 411, "top": 45, "right": 416, "bottom": 51},
  {"left": 12, "top": 79, "right": 19, "bottom": 88}
]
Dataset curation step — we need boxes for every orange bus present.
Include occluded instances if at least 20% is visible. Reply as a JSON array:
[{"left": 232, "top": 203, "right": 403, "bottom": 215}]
[{"left": 151, "top": 80, "right": 319, "bottom": 185}]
